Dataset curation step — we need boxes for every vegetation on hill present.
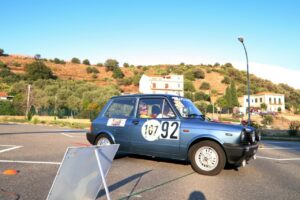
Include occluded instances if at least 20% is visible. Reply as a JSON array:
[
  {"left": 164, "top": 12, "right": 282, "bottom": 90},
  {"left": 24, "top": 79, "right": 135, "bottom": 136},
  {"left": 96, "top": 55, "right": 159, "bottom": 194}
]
[{"left": 1, "top": 49, "right": 300, "bottom": 118}]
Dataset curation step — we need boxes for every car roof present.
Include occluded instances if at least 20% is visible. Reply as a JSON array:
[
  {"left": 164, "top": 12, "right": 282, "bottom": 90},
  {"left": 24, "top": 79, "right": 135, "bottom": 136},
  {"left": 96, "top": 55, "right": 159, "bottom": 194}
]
[{"left": 111, "top": 94, "right": 182, "bottom": 99}]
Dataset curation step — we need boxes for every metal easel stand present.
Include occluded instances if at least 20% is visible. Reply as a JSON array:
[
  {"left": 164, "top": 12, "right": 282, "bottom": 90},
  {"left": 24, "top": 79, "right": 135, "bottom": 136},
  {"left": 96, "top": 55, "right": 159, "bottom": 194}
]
[{"left": 95, "top": 149, "right": 111, "bottom": 200}]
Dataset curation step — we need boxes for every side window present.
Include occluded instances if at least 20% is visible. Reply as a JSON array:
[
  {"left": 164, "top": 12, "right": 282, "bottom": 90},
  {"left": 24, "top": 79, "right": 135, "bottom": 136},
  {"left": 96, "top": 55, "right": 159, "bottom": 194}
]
[
  {"left": 157, "top": 100, "right": 176, "bottom": 119},
  {"left": 138, "top": 98, "right": 163, "bottom": 119},
  {"left": 105, "top": 98, "right": 136, "bottom": 118}
]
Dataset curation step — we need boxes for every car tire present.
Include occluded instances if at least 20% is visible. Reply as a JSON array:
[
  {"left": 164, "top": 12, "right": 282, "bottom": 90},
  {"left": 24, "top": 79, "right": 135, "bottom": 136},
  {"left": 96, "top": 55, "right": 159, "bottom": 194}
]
[
  {"left": 189, "top": 140, "right": 226, "bottom": 176},
  {"left": 95, "top": 134, "right": 113, "bottom": 146}
]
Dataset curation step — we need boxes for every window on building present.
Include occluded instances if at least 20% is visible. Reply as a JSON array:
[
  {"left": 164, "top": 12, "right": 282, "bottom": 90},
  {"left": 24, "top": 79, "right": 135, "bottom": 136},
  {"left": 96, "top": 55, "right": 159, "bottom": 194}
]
[
  {"left": 269, "top": 97, "right": 272, "bottom": 104},
  {"left": 279, "top": 98, "right": 281, "bottom": 104},
  {"left": 152, "top": 83, "right": 156, "bottom": 89},
  {"left": 260, "top": 98, "right": 262, "bottom": 103},
  {"left": 178, "top": 83, "right": 180, "bottom": 88},
  {"left": 165, "top": 83, "right": 169, "bottom": 89},
  {"left": 274, "top": 98, "right": 277, "bottom": 104},
  {"left": 105, "top": 98, "right": 136, "bottom": 118},
  {"left": 255, "top": 98, "right": 258, "bottom": 103},
  {"left": 246, "top": 98, "right": 248, "bottom": 102}
]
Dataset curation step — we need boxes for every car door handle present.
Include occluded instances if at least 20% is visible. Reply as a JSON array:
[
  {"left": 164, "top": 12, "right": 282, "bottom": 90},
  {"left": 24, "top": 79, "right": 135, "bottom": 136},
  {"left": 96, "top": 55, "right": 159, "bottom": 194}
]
[{"left": 132, "top": 120, "right": 139, "bottom": 125}]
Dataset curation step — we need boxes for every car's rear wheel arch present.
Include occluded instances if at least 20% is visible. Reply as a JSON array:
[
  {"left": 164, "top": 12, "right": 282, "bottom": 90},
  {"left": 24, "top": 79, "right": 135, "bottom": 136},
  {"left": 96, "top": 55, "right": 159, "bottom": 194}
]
[{"left": 94, "top": 132, "right": 115, "bottom": 145}]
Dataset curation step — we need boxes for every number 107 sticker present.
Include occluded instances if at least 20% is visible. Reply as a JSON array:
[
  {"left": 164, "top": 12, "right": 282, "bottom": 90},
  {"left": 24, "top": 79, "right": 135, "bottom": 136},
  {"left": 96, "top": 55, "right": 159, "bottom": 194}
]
[{"left": 141, "top": 120, "right": 180, "bottom": 141}]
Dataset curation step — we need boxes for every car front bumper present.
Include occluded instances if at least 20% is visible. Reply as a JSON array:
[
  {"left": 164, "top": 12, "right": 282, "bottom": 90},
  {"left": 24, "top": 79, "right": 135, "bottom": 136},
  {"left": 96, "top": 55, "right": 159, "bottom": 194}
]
[{"left": 223, "top": 143, "right": 259, "bottom": 165}]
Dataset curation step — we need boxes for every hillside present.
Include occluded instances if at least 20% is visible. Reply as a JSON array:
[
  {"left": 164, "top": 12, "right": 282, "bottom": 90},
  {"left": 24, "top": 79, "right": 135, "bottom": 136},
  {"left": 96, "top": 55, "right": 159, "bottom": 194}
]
[{"left": 1, "top": 54, "right": 300, "bottom": 118}]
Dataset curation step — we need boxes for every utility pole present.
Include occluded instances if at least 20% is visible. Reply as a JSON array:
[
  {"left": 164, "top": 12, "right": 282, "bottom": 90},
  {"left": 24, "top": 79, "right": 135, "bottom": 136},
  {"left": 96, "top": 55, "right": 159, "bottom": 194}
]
[
  {"left": 238, "top": 37, "right": 251, "bottom": 126},
  {"left": 26, "top": 84, "right": 31, "bottom": 118}
]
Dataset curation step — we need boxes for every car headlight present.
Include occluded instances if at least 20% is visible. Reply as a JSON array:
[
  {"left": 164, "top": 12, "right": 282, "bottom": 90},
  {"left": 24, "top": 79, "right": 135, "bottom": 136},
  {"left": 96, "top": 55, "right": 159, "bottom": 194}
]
[
  {"left": 240, "top": 130, "right": 246, "bottom": 142},
  {"left": 251, "top": 131, "right": 255, "bottom": 143}
]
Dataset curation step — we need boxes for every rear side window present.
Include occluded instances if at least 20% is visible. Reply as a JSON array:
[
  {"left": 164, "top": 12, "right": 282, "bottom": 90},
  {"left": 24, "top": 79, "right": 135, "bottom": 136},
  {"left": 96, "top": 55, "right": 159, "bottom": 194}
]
[{"left": 105, "top": 98, "right": 136, "bottom": 118}]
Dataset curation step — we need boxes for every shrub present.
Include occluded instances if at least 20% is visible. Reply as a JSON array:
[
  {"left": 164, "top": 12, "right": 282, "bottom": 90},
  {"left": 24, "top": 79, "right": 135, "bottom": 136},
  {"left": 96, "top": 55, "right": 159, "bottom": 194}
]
[
  {"left": 206, "top": 68, "right": 212, "bottom": 73},
  {"left": 112, "top": 67, "right": 124, "bottom": 79},
  {"left": 53, "top": 58, "right": 66, "bottom": 64},
  {"left": 83, "top": 59, "right": 90, "bottom": 65},
  {"left": 261, "top": 115, "right": 273, "bottom": 126},
  {"left": 222, "top": 76, "right": 231, "bottom": 84},
  {"left": 184, "top": 70, "right": 195, "bottom": 81},
  {"left": 86, "top": 66, "right": 99, "bottom": 74},
  {"left": 184, "top": 80, "right": 195, "bottom": 92},
  {"left": 194, "top": 69, "right": 205, "bottom": 79},
  {"left": 104, "top": 59, "right": 119, "bottom": 71},
  {"left": 96, "top": 63, "right": 103, "bottom": 67},
  {"left": 118, "top": 77, "right": 133, "bottom": 85},
  {"left": 200, "top": 82, "right": 210, "bottom": 90},
  {"left": 71, "top": 57, "right": 81, "bottom": 64},
  {"left": 288, "top": 121, "right": 300, "bottom": 136},
  {"left": 92, "top": 74, "right": 98, "bottom": 79},
  {"left": 0, "top": 48, "right": 4, "bottom": 56},
  {"left": 25, "top": 61, "right": 56, "bottom": 80},
  {"left": 194, "top": 91, "right": 210, "bottom": 101},
  {"left": 123, "top": 62, "right": 129, "bottom": 68}
]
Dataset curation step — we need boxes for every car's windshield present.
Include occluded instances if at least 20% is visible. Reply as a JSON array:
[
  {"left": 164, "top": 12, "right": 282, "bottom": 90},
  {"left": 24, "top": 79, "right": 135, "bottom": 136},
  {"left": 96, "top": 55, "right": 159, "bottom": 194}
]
[{"left": 171, "top": 97, "right": 204, "bottom": 119}]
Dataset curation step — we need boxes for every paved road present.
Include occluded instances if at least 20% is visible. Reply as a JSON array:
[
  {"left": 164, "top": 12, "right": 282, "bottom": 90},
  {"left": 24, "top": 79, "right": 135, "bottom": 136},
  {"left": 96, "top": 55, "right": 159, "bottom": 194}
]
[{"left": 0, "top": 123, "right": 299, "bottom": 200}]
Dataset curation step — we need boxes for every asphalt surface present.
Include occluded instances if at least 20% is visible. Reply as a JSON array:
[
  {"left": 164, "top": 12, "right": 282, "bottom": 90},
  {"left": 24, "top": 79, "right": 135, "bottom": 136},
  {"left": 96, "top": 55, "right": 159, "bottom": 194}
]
[{"left": 0, "top": 123, "right": 300, "bottom": 200}]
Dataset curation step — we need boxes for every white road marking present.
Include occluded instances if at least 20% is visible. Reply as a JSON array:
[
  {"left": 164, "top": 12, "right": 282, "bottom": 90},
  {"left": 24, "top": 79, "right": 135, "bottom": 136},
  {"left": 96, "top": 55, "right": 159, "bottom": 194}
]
[
  {"left": 256, "top": 156, "right": 300, "bottom": 161},
  {"left": 61, "top": 133, "right": 73, "bottom": 138},
  {"left": 0, "top": 145, "right": 23, "bottom": 154},
  {"left": 0, "top": 160, "right": 61, "bottom": 165}
]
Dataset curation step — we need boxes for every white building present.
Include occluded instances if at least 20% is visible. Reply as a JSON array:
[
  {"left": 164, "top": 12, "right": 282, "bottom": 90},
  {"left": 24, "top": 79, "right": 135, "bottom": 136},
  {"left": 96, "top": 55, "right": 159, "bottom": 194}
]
[
  {"left": 239, "top": 92, "right": 285, "bottom": 113},
  {"left": 139, "top": 74, "right": 184, "bottom": 96}
]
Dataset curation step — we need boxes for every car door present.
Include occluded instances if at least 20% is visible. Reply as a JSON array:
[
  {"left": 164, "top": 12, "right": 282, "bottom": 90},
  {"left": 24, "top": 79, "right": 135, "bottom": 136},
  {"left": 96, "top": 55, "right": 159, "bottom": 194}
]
[
  {"left": 129, "top": 97, "right": 180, "bottom": 157},
  {"left": 104, "top": 97, "right": 137, "bottom": 152}
]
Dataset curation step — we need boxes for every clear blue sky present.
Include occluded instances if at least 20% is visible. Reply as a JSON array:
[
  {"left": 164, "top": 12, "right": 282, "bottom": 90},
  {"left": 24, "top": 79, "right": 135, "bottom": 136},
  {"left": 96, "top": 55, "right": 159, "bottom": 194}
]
[{"left": 1, "top": 0, "right": 300, "bottom": 86}]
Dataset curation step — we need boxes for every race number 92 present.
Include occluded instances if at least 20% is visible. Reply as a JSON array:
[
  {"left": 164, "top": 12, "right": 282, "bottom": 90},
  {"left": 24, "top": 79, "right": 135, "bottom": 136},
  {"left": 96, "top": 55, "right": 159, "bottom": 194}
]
[{"left": 160, "top": 121, "right": 180, "bottom": 140}]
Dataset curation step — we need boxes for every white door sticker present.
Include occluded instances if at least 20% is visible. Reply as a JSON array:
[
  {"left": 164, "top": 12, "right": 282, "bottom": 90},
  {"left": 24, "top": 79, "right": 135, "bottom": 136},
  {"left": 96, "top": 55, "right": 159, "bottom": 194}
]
[
  {"left": 141, "top": 120, "right": 161, "bottom": 141},
  {"left": 107, "top": 118, "right": 127, "bottom": 127}
]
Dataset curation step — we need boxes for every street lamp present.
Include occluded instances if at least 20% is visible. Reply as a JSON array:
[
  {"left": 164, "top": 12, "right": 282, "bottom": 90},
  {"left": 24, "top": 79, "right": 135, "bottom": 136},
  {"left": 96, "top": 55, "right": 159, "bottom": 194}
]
[{"left": 238, "top": 37, "right": 251, "bottom": 126}]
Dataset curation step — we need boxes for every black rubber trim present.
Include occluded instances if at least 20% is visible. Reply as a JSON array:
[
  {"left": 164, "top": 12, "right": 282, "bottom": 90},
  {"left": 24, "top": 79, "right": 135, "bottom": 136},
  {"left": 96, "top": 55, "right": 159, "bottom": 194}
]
[{"left": 223, "top": 143, "right": 259, "bottom": 164}]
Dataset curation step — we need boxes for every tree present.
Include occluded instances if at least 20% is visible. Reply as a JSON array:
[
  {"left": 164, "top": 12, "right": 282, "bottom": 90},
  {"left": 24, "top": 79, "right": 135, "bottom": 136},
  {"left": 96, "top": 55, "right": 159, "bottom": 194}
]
[
  {"left": 71, "top": 57, "right": 81, "bottom": 64},
  {"left": 104, "top": 59, "right": 119, "bottom": 71},
  {"left": 194, "top": 69, "right": 205, "bottom": 79},
  {"left": 123, "top": 62, "right": 129, "bottom": 68},
  {"left": 83, "top": 59, "right": 90, "bottom": 65},
  {"left": 0, "top": 48, "right": 4, "bottom": 56},
  {"left": 184, "top": 80, "right": 195, "bottom": 92},
  {"left": 96, "top": 63, "right": 103, "bottom": 67},
  {"left": 200, "top": 82, "right": 210, "bottom": 90},
  {"left": 184, "top": 71, "right": 195, "bottom": 81},
  {"left": 25, "top": 61, "right": 56, "bottom": 80},
  {"left": 112, "top": 67, "right": 124, "bottom": 79},
  {"left": 221, "top": 76, "right": 231, "bottom": 84},
  {"left": 230, "top": 81, "right": 239, "bottom": 107},
  {"left": 224, "top": 86, "right": 232, "bottom": 109},
  {"left": 260, "top": 103, "right": 267, "bottom": 111}
]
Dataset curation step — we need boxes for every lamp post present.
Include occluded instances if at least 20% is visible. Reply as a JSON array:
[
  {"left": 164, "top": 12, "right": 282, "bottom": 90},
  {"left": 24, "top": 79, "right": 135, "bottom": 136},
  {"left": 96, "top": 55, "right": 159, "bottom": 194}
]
[{"left": 238, "top": 37, "right": 251, "bottom": 126}]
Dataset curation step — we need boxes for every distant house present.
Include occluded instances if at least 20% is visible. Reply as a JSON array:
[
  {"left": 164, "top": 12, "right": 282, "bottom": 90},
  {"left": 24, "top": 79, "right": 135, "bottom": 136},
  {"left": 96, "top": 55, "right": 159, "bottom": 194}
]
[
  {"left": 0, "top": 92, "right": 13, "bottom": 101},
  {"left": 139, "top": 75, "right": 184, "bottom": 96},
  {"left": 239, "top": 92, "right": 285, "bottom": 113}
]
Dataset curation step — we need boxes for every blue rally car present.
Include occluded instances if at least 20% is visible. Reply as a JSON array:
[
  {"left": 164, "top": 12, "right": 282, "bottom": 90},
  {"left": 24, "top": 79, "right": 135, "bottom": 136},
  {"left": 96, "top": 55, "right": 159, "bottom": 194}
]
[{"left": 86, "top": 94, "right": 260, "bottom": 175}]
